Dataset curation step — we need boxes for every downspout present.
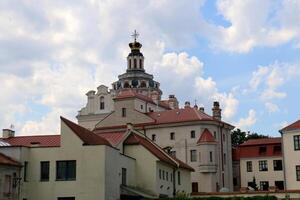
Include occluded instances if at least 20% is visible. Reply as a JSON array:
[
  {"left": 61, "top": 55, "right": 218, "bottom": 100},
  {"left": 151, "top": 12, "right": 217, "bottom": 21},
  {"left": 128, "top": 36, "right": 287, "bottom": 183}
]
[
  {"left": 220, "top": 123, "right": 224, "bottom": 187},
  {"left": 173, "top": 168, "right": 176, "bottom": 197},
  {"left": 185, "top": 139, "right": 188, "bottom": 163},
  {"left": 279, "top": 130, "right": 287, "bottom": 190}
]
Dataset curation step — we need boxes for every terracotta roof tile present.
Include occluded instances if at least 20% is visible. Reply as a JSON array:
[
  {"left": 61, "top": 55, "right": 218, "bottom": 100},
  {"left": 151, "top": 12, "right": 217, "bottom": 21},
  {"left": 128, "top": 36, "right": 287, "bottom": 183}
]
[
  {"left": 197, "top": 128, "right": 217, "bottom": 144},
  {"left": 2, "top": 135, "right": 60, "bottom": 147},
  {"left": 115, "top": 89, "right": 170, "bottom": 109},
  {"left": 95, "top": 131, "right": 126, "bottom": 146},
  {"left": 147, "top": 107, "right": 214, "bottom": 125},
  {"left": 0, "top": 152, "right": 21, "bottom": 167},
  {"left": 280, "top": 120, "right": 300, "bottom": 132},
  {"left": 61, "top": 117, "right": 112, "bottom": 146},
  {"left": 240, "top": 138, "right": 281, "bottom": 146}
]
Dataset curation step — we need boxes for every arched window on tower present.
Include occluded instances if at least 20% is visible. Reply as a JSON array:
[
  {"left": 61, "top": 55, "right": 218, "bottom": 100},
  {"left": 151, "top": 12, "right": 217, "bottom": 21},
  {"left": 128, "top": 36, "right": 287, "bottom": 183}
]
[
  {"left": 100, "top": 96, "right": 105, "bottom": 110},
  {"left": 124, "top": 82, "right": 130, "bottom": 88},
  {"left": 140, "top": 59, "right": 143, "bottom": 69},
  {"left": 140, "top": 81, "right": 146, "bottom": 88},
  {"left": 134, "top": 59, "right": 137, "bottom": 69}
]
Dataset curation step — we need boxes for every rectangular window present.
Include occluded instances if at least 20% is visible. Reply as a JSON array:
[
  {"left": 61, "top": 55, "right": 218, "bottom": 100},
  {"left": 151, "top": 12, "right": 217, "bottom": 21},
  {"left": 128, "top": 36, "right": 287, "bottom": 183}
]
[
  {"left": 273, "top": 145, "right": 282, "bottom": 154},
  {"left": 151, "top": 134, "right": 156, "bottom": 141},
  {"left": 190, "top": 150, "right": 197, "bottom": 162},
  {"left": 275, "top": 181, "right": 284, "bottom": 190},
  {"left": 224, "top": 153, "right": 226, "bottom": 165},
  {"left": 4, "top": 175, "right": 12, "bottom": 195},
  {"left": 259, "top": 160, "right": 268, "bottom": 171},
  {"left": 40, "top": 161, "right": 50, "bottom": 181},
  {"left": 170, "top": 172, "right": 173, "bottom": 182},
  {"left": 140, "top": 105, "right": 143, "bottom": 110},
  {"left": 170, "top": 150, "right": 176, "bottom": 157},
  {"left": 24, "top": 161, "right": 28, "bottom": 182},
  {"left": 259, "top": 146, "right": 267, "bottom": 154},
  {"left": 191, "top": 130, "right": 195, "bottom": 138},
  {"left": 166, "top": 172, "right": 168, "bottom": 181},
  {"left": 192, "top": 182, "right": 198, "bottom": 192},
  {"left": 122, "top": 108, "right": 126, "bottom": 117},
  {"left": 213, "top": 131, "right": 217, "bottom": 139},
  {"left": 296, "top": 165, "right": 300, "bottom": 181},
  {"left": 56, "top": 160, "right": 76, "bottom": 181},
  {"left": 273, "top": 160, "right": 283, "bottom": 171},
  {"left": 246, "top": 161, "right": 252, "bottom": 172},
  {"left": 209, "top": 151, "right": 213, "bottom": 162},
  {"left": 159, "top": 169, "right": 161, "bottom": 179},
  {"left": 162, "top": 170, "right": 165, "bottom": 180},
  {"left": 294, "top": 135, "right": 300, "bottom": 150},
  {"left": 178, "top": 171, "right": 181, "bottom": 185},
  {"left": 233, "top": 178, "right": 237, "bottom": 186},
  {"left": 170, "top": 132, "right": 175, "bottom": 140},
  {"left": 260, "top": 181, "right": 269, "bottom": 191},
  {"left": 122, "top": 168, "right": 127, "bottom": 185}
]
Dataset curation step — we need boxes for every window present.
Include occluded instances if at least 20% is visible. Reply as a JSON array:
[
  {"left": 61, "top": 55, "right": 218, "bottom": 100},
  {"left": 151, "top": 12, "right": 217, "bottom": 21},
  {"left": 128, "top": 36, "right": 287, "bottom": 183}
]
[
  {"left": 273, "top": 145, "right": 281, "bottom": 154},
  {"left": 40, "top": 161, "right": 50, "bottom": 181},
  {"left": 134, "top": 59, "right": 137, "bottom": 69},
  {"left": 170, "top": 173, "right": 173, "bottom": 182},
  {"left": 192, "top": 182, "right": 198, "bottom": 192},
  {"left": 233, "top": 178, "right": 237, "bottom": 186},
  {"left": 170, "top": 150, "right": 176, "bottom": 157},
  {"left": 190, "top": 150, "right": 197, "bottom": 162},
  {"left": 246, "top": 161, "right": 253, "bottom": 172},
  {"left": 4, "top": 175, "right": 12, "bottom": 195},
  {"left": 170, "top": 132, "right": 175, "bottom": 140},
  {"left": 259, "top": 146, "right": 267, "bottom": 154},
  {"left": 259, "top": 160, "right": 268, "bottom": 171},
  {"left": 122, "top": 168, "right": 127, "bottom": 185},
  {"left": 213, "top": 131, "right": 217, "bottom": 138},
  {"left": 177, "top": 171, "right": 181, "bottom": 185},
  {"left": 273, "top": 160, "right": 283, "bottom": 171},
  {"left": 56, "top": 160, "right": 76, "bottom": 181},
  {"left": 100, "top": 96, "right": 105, "bottom": 110},
  {"left": 294, "top": 135, "right": 300, "bottom": 150},
  {"left": 122, "top": 108, "right": 126, "bottom": 117},
  {"left": 57, "top": 198, "right": 75, "bottom": 200},
  {"left": 224, "top": 153, "right": 226, "bottom": 165},
  {"left": 24, "top": 161, "right": 28, "bottom": 182},
  {"left": 159, "top": 169, "right": 161, "bottom": 179},
  {"left": 275, "top": 181, "right": 284, "bottom": 190},
  {"left": 260, "top": 181, "right": 269, "bottom": 191},
  {"left": 140, "top": 105, "right": 143, "bottom": 110},
  {"left": 209, "top": 151, "right": 213, "bottom": 162},
  {"left": 191, "top": 130, "right": 195, "bottom": 138},
  {"left": 162, "top": 170, "right": 165, "bottom": 180},
  {"left": 296, "top": 165, "right": 300, "bottom": 181},
  {"left": 151, "top": 134, "right": 156, "bottom": 141},
  {"left": 166, "top": 172, "right": 168, "bottom": 181}
]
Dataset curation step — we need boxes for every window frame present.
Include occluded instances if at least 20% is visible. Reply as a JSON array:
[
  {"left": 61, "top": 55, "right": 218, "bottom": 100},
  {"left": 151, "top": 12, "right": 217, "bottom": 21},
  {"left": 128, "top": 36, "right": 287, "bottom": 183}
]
[
  {"left": 190, "top": 150, "right": 197, "bottom": 162},
  {"left": 296, "top": 165, "right": 300, "bottom": 181},
  {"left": 170, "top": 132, "right": 175, "bottom": 140},
  {"left": 56, "top": 160, "right": 76, "bottom": 181},
  {"left": 99, "top": 96, "right": 105, "bottom": 110},
  {"left": 122, "top": 108, "right": 126, "bottom": 117},
  {"left": 40, "top": 161, "right": 50, "bottom": 181},
  {"left": 190, "top": 130, "right": 195, "bottom": 138},
  {"left": 273, "top": 160, "right": 283, "bottom": 171},
  {"left": 259, "top": 160, "right": 268, "bottom": 171},
  {"left": 246, "top": 161, "right": 253, "bottom": 172},
  {"left": 294, "top": 135, "right": 300, "bottom": 151}
]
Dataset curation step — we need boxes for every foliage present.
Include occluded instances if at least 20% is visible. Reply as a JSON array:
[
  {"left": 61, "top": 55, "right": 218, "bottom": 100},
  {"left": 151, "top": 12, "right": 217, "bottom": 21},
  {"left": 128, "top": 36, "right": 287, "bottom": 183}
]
[
  {"left": 144, "top": 195, "right": 277, "bottom": 200},
  {"left": 231, "top": 129, "right": 269, "bottom": 147}
]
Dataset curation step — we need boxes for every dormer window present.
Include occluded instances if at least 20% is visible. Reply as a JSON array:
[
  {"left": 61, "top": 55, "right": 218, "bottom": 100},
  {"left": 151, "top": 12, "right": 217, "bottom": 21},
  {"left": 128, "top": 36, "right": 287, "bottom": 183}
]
[
  {"left": 273, "top": 145, "right": 281, "bottom": 154},
  {"left": 100, "top": 96, "right": 105, "bottom": 110},
  {"left": 259, "top": 146, "right": 267, "bottom": 154},
  {"left": 122, "top": 108, "right": 126, "bottom": 117}
]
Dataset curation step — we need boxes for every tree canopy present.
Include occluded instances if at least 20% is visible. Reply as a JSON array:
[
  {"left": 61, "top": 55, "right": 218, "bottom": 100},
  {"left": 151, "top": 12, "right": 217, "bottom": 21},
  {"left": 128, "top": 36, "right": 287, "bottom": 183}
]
[{"left": 231, "top": 129, "right": 269, "bottom": 147}]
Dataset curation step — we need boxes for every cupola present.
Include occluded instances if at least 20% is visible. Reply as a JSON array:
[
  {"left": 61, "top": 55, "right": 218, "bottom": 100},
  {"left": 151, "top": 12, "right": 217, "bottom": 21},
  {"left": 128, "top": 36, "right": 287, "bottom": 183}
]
[{"left": 127, "top": 30, "right": 145, "bottom": 72}]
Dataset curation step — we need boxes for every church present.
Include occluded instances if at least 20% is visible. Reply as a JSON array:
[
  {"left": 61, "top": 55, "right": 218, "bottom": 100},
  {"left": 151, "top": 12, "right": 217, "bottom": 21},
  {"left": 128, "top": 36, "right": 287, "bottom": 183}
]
[{"left": 0, "top": 32, "right": 234, "bottom": 200}]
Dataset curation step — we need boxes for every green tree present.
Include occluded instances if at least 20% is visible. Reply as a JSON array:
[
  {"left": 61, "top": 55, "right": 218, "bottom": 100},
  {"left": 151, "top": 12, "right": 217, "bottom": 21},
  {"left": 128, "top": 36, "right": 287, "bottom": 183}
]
[{"left": 231, "top": 129, "right": 247, "bottom": 147}]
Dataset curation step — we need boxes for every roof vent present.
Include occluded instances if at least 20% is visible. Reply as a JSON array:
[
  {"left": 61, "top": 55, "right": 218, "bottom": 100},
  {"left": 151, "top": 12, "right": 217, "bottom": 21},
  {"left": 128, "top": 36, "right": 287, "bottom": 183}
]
[
  {"left": 157, "top": 113, "right": 161, "bottom": 117},
  {"left": 176, "top": 111, "right": 180, "bottom": 115},
  {"left": 2, "top": 129, "right": 15, "bottom": 138}
]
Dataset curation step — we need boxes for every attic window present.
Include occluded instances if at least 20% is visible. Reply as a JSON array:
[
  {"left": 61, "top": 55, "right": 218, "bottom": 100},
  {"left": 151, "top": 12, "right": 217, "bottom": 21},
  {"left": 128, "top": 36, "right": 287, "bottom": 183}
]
[
  {"left": 259, "top": 146, "right": 267, "bottom": 154},
  {"left": 273, "top": 145, "right": 281, "bottom": 153},
  {"left": 30, "top": 142, "right": 40, "bottom": 145},
  {"left": 151, "top": 134, "right": 156, "bottom": 141},
  {"left": 122, "top": 108, "right": 126, "bottom": 117}
]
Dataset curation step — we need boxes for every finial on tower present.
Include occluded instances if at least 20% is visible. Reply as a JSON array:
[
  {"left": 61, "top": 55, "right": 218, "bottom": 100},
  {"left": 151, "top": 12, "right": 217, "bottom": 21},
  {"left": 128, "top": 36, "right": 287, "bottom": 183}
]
[{"left": 131, "top": 30, "right": 139, "bottom": 42}]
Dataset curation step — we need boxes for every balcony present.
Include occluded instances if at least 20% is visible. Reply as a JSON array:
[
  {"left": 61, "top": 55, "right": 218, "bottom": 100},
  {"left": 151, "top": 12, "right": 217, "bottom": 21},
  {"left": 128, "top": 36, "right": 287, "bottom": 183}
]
[{"left": 198, "top": 164, "right": 217, "bottom": 173}]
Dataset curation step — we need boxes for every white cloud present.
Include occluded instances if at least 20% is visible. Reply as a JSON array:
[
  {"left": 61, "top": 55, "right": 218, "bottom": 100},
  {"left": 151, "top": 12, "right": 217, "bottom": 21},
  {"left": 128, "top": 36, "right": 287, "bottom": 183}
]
[
  {"left": 194, "top": 77, "right": 239, "bottom": 120},
  {"left": 159, "top": 52, "right": 203, "bottom": 77},
  {"left": 206, "top": 0, "right": 300, "bottom": 53},
  {"left": 265, "top": 102, "right": 279, "bottom": 113},
  {"left": 235, "top": 109, "right": 257, "bottom": 130}
]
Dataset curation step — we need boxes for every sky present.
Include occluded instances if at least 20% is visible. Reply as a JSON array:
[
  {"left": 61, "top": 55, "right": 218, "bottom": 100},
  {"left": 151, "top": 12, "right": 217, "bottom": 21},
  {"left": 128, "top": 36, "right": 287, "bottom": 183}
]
[{"left": 1, "top": 0, "right": 300, "bottom": 136}]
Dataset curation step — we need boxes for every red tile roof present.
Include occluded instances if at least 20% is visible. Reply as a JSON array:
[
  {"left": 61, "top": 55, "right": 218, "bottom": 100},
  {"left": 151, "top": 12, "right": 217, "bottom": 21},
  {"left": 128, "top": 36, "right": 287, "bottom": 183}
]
[
  {"left": 115, "top": 89, "right": 170, "bottom": 109},
  {"left": 0, "top": 152, "right": 21, "bottom": 167},
  {"left": 95, "top": 131, "right": 126, "bottom": 146},
  {"left": 238, "top": 138, "right": 282, "bottom": 158},
  {"left": 171, "top": 156, "right": 195, "bottom": 171},
  {"left": 239, "top": 138, "right": 281, "bottom": 146},
  {"left": 61, "top": 117, "right": 112, "bottom": 146},
  {"left": 147, "top": 107, "right": 215, "bottom": 125},
  {"left": 124, "top": 133, "right": 194, "bottom": 171},
  {"left": 2, "top": 135, "right": 60, "bottom": 147},
  {"left": 280, "top": 120, "right": 300, "bottom": 132},
  {"left": 197, "top": 128, "right": 216, "bottom": 144}
]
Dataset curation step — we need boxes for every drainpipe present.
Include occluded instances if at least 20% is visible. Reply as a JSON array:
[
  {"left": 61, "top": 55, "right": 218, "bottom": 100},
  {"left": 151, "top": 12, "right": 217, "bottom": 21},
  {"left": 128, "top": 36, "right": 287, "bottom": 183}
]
[
  {"left": 279, "top": 130, "right": 287, "bottom": 190},
  {"left": 185, "top": 139, "right": 188, "bottom": 163},
  {"left": 220, "top": 123, "right": 224, "bottom": 187},
  {"left": 173, "top": 169, "right": 176, "bottom": 197}
]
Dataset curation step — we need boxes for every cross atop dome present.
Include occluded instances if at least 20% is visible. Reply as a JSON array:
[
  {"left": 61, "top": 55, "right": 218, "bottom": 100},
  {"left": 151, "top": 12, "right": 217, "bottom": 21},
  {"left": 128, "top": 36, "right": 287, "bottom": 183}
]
[{"left": 131, "top": 30, "right": 139, "bottom": 42}]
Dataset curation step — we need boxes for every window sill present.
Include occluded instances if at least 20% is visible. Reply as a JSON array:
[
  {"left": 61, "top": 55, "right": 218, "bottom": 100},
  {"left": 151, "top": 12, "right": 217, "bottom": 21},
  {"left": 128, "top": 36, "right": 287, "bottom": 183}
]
[
  {"left": 56, "top": 179, "right": 76, "bottom": 181},
  {"left": 40, "top": 179, "right": 49, "bottom": 182}
]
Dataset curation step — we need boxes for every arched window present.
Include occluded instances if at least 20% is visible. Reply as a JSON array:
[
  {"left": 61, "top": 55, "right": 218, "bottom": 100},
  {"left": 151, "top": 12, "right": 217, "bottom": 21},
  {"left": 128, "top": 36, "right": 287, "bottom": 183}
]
[
  {"left": 134, "top": 59, "right": 137, "bottom": 69},
  {"left": 140, "top": 81, "right": 146, "bottom": 88},
  {"left": 124, "top": 82, "right": 130, "bottom": 88},
  {"left": 140, "top": 59, "right": 143, "bottom": 69},
  {"left": 100, "top": 96, "right": 105, "bottom": 110}
]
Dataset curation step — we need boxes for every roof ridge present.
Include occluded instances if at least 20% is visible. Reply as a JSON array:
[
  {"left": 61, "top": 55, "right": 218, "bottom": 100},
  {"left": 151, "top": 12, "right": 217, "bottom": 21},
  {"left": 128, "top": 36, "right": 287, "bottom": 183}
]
[{"left": 1, "top": 134, "right": 60, "bottom": 139}]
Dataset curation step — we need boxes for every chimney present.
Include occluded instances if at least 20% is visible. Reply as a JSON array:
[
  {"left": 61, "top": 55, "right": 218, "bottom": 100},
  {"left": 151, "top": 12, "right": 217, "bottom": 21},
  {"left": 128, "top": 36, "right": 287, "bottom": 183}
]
[
  {"left": 199, "top": 107, "right": 205, "bottom": 112},
  {"left": 184, "top": 101, "right": 190, "bottom": 108},
  {"left": 168, "top": 94, "right": 179, "bottom": 109},
  {"left": 2, "top": 129, "right": 15, "bottom": 138},
  {"left": 194, "top": 104, "right": 198, "bottom": 109},
  {"left": 212, "top": 101, "right": 222, "bottom": 120}
]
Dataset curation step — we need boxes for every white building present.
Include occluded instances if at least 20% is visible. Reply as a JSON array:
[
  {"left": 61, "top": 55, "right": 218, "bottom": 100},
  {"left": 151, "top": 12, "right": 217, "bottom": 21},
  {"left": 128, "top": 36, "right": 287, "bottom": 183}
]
[{"left": 280, "top": 120, "right": 300, "bottom": 190}]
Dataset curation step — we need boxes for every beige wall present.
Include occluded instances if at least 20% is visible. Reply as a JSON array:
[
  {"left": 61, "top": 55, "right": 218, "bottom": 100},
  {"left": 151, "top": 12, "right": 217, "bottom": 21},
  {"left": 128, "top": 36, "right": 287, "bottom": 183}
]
[
  {"left": 282, "top": 129, "right": 300, "bottom": 189},
  {"left": 240, "top": 157, "right": 284, "bottom": 189},
  {"left": 145, "top": 123, "right": 233, "bottom": 192}
]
